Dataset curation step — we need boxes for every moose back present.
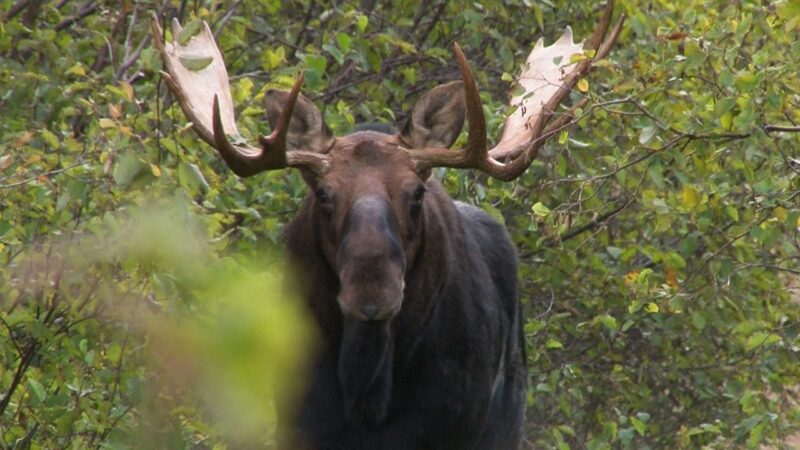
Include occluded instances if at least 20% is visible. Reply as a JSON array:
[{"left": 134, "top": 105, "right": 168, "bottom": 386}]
[{"left": 152, "top": 4, "right": 621, "bottom": 448}]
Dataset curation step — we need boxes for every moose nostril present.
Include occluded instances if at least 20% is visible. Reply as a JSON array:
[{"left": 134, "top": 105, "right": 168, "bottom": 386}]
[{"left": 362, "top": 304, "right": 379, "bottom": 320}]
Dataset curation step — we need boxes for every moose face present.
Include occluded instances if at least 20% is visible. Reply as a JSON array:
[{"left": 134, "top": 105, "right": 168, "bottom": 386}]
[
  {"left": 316, "top": 135, "right": 423, "bottom": 321},
  {"left": 263, "top": 83, "right": 466, "bottom": 322}
]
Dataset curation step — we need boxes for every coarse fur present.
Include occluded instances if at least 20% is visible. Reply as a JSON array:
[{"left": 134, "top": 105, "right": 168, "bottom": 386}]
[
  {"left": 283, "top": 177, "right": 525, "bottom": 450},
  {"left": 272, "top": 82, "right": 526, "bottom": 450}
]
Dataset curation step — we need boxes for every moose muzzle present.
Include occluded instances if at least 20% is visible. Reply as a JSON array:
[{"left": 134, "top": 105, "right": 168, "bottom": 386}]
[{"left": 336, "top": 196, "right": 406, "bottom": 322}]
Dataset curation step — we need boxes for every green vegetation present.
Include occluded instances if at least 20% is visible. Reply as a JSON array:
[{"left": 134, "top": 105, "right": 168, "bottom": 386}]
[{"left": 2, "top": 0, "right": 799, "bottom": 448}]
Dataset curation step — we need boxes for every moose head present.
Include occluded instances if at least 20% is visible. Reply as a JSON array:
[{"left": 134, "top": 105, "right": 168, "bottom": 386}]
[{"left": 151, "top": 6, "right": 621, "bottom": 324}]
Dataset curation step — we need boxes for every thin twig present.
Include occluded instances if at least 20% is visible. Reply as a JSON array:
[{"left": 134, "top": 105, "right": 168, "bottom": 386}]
[
  {"left": 114, "top": 34, "right": 152, "bottom": 82},
  {"left": 764, "top": 125, "right": 800, "bottom": 133},
  {"left": 54, "top": 1, "right": 98, "bottom": 32},
  {"left": 212, "top": 0, "right": 243, "bottom": 37},
  {"left": 0, "top": 153, "right": 87, "bottom": 189},
  {"left": 5, "top": 0, "right": 30, "bottom": 20}
]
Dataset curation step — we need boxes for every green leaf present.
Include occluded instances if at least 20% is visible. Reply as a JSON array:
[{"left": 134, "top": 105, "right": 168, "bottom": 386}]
[
  {"left": 745, "top": 332, "right": 781, "bottom": 351},
  {"left": 178, "top": 162, "right": 209, "bottom": 196},
  {"left": 180, "top": 56, "right": 213, "bottom": 71},
  {"left": 177, "top": 20, "right": 203, "bottom": 46},
  {"left": 747, "top": 421, "right": 767, "bottom": 448},
  {"left": 734, "top": 70, "right": 758, "bottom": 92},
  {"left": 691, "top": 312, "right": 706, "bottom": 330},
  {"left": 41, "top": 129, "right": 59, "bottom": 148},
  {"left": 596, "top": 314, "right": 618, "bottom": 332},
  {"left": 262, "top": 47, "right": 286, "bottom": 70},
  {"left": 531, "top": 202, "right": 551, "bottom": 217},
  {"left": 323, "top": 44, "right": 344, "bottom": 65},
  {"left": 639, "top": 126, "right": 657, "bottom": 145},
  {"left": 28, "top": 378, "right": 47, "bottom": 402},
  {"left": 631, "top": 416, "right": 646, "bottom": 436},
  {"left": 305, "top": 54, "right": 327, "bottom": 72},
  {"left": 113, "top": 153, "right": 144, "bottom": 186},
  {"left": 108, "top": 342, "right": 122, "bottom": 364},
  {"left": 356, "top": 15, "right": 369, "bottom": 33},
  {"left": 618, "top": 427, "right": 635, "bottom": 446},
  {"left": 336, "top": 32, "right": 351, "bottom": 53},
  {"left": 725, "top": 205, "right": 740, "bottom": 221}
]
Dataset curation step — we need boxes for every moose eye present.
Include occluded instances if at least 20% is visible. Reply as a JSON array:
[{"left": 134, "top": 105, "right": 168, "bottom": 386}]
[
  {"left": 315, "top": 188, "right": 329, "bottom": 203},
  {"left": 409, "top": 184, "right": 426, "bottom": 218},
  {"left": 413, "top": 185, "right": 426, "bottom": 202},
  {"left": 315, "top": 187, "right": 335, "bottom": 216}
]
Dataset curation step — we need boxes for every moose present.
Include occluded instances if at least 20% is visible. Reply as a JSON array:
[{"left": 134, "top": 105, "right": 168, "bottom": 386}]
[{"left": 152, "top": 4, "right": 621, "bottom": 449}]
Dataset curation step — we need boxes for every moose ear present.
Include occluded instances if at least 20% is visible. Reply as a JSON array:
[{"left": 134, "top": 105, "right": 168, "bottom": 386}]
[
  {"left": 264, "top": 89, "right": 334, "bottom": 151},
  {"left": 400, "top": 81, "right": 465, "bottom": 148}
]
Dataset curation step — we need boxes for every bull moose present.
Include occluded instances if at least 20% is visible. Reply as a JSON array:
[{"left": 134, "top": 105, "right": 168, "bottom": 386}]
[{"left": 152, "top": 3, "right": 622, "bottom": 449}]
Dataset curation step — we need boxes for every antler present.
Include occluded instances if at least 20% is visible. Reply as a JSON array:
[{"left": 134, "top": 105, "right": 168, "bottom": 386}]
[
  {"left": 151, "top": 14, "right": 329, "bottom": 176},
  {"left": 408, "top": 1, "right": 625, "bottom": 181}
]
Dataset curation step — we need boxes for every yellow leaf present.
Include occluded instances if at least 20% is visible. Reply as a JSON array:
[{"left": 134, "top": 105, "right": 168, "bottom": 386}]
[
  {"left": 150, "top": 164, "right": 162, "bottom": 177},
  {"left": 773, "top": 206, "right": 787, "bottom": 223},
  {"left": 680, "top": 185, "right": 699, "bottom": 209},
  {"left": 665, "top": 268, "right": 680, "bottom": 290},
  {"left": 624, "top": 271, "right": 639, "bottom": 286},
  {"left": 0, "top": 155, "right": 12, "bottom": 170},
  {"left": 119, "top": 81, "right": 134, "bottom": 102},
  {"left": 645, "top": 302, "right": 660, "bottom": 313},
  {"left": 108, "top": 103, "right": 121, "bottom": 119},
  {"left": 99, "top": 118, "right": 116, "bottom": 129},
  {"left": 15, "top": 131, "right": 34, "bottom": 146},
  {"left": 68, "top": 64, "right": 86, "bottom": 76},
  {"left": 577, "top": 78, "right": 589, "bottom": 93},
  {"left": 720, "top": 112, "right": 732, "bottom": 129}
]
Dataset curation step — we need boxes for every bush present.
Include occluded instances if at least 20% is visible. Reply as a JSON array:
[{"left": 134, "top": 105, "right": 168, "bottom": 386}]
[{"left": 1, "top": 0, "right": 798, "bottom": 448}]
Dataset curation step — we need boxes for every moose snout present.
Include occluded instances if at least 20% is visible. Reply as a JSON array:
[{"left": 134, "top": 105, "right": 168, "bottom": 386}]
[
  {"left": 361, "top": 304, "right": 380, "bottom": 320},
  {"left": 336, "top": 195, "right": 406, "bottom": 322},
  {"left": 337, "top": 292, "right": 402, "bottom": 322}
]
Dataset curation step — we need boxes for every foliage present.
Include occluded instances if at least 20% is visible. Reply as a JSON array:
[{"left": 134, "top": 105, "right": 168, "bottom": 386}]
[{"left": 1, "top": 0, "right": 799, "bottom": 448}]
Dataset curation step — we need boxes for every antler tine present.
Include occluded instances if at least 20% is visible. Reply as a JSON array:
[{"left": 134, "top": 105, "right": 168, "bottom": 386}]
[
  {"left": 409, "top": 44, "right": 491, "bottom": 174},
  {"left": 152, "top": 14, "right": 328, "bottom": 177},
  {"left": 210, "top": 95, "right": 273, "bottom": 177},
  {"left": 454, "top": 43, "right": 489, "bottom": 167},
  {"left": 211, "top": 80, "right": 329, "bottom": 176},
  {"left": 259, "top": 73, "right": 304, "bottom": 161}
]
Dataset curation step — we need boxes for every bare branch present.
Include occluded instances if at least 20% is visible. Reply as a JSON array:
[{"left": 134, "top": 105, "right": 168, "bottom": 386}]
[
  {"left": 54, "top": 1, "right": 98, "bottom": 32},
  {"left": 764, "top": 124, "right": 800, "bottom": 133}
]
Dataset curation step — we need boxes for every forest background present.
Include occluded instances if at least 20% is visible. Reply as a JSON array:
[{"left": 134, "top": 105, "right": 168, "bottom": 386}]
[{"left": 2, "top": 0, "right": 800, "bottom": 448}]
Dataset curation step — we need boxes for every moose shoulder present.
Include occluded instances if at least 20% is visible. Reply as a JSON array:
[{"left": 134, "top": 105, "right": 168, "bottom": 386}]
[{"left": 152, "top": 4, "right": 622, "bottom": 449}]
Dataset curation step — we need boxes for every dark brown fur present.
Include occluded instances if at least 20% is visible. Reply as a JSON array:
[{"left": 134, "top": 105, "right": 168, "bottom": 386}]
[{"left": 273, "top": 86, "right": 526, "bottom": 450}]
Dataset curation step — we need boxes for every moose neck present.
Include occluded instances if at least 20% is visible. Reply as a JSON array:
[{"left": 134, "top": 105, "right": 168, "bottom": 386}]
[
  {"left": 284, "top": 178, "right": 456, "bottom": 426},
  {"left": 338, "top": 318, "right": 394, "bottom": 426}
]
